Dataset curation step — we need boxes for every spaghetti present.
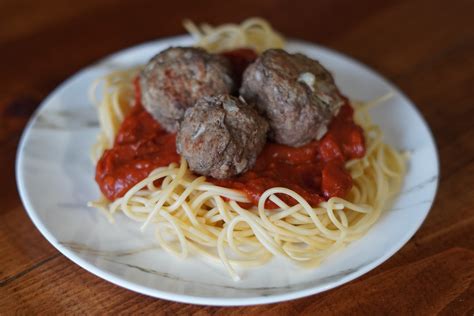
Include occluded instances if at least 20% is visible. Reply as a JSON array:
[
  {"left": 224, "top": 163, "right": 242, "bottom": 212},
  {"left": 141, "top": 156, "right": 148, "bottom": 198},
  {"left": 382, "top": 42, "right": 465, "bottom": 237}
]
[
  {"left": 89, "top": 18, "right": 406, "bottom": 281},
  {"left": 183, "top": 17, "right": 285, "bottom": 53}
]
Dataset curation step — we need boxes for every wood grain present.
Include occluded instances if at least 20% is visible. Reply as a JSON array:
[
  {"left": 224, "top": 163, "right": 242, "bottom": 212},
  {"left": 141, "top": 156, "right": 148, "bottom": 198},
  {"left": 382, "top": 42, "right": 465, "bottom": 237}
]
[{"left": 1, "top": 0, "right": 473, "bottom": 314}]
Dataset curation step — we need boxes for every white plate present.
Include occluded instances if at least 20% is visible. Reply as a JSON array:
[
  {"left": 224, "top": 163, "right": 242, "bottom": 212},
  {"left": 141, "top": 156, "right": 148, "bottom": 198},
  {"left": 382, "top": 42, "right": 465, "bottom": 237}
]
[{"left": 16, "top": 36, "right": 439, "bottom": 306}]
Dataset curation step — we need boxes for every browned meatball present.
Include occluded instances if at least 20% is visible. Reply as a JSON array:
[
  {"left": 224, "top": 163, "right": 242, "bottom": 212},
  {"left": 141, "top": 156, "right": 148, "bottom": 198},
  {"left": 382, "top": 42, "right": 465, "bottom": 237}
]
[
  {"left": 240, "top": 49, "right": 344, "bottom": 147},
  {"left": 176, "top": 95, "right": 268, "bottom": 179},
  {"left": 140, "top": 47, "right": 235, "bottom": 132}
]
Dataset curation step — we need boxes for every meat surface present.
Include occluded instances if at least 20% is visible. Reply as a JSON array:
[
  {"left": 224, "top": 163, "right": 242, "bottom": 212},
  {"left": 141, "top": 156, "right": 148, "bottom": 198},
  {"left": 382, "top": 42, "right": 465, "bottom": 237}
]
[
  {"left": 176, "top": 94, "right": 268, "bottom": 179},
  {"left": 240, "top": 49, "right": 344, "bottom": 147},
  {"left": 140, "top": 47, "right": 234, "bottom": 132}
]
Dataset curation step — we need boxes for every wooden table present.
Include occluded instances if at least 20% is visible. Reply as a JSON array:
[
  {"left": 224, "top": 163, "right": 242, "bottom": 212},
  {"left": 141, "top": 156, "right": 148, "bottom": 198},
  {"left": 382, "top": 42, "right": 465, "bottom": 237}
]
[{"left": 1, "top": 0, "right": 473, "bottom": 314}]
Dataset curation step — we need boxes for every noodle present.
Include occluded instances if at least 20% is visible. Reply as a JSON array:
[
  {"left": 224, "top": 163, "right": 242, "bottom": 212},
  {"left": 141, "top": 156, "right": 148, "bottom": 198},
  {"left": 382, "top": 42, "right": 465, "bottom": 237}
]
[
  {"left": 88, "top": 18, "right": 406, "bottom": 281},
  {"left": 89, "top": 67, "right": 140, "bottom": 163},
  {"left": 183, "top": 17, "right": 285, "bottom": 53}
]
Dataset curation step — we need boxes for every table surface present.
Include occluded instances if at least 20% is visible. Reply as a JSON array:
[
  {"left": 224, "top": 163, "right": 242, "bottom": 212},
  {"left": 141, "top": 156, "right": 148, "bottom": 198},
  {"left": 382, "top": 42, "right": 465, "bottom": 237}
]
[{"left": 1, "top": 0, "right": 473, "bottom": 314}]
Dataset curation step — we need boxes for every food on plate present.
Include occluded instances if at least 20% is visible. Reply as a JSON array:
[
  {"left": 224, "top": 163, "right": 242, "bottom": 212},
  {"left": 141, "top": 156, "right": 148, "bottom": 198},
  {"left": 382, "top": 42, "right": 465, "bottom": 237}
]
[
  {"left": 240, "top": 49, "right": 344, "bottom": 147},
  {"left": 89, "top": 18, "right": 406, "bottom": 281},
  {"left": 140, "top": 47, "right": 234, "bottom": 132},
  {"left": 183, "top": 17, "right": 285, "bottom": 54},
  {"left": 176, "top": 94, "right": 268, "bottom": 179}
]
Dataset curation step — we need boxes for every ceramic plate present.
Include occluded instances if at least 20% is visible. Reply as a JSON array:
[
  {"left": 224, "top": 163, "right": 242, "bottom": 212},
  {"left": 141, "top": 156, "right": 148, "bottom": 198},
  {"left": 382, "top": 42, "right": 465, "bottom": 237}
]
[{"left": 16, "top": 36, "right": 439, "bottom": 306}]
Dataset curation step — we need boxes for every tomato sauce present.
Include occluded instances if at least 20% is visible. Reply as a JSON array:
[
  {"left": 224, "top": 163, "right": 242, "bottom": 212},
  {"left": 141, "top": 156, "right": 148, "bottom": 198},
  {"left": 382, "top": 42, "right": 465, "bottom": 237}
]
[
  {"left": 95, "top": 50, "right": 366, "bottom": 207},
  {"left": 221, "top": 48, "right": 258, "bottom": 86},
  {"left": 211, "top": 103, "right": 365, "bottom": 207},
  {"left": 95, "top": 82, "right": 180, "bottom": 201}
]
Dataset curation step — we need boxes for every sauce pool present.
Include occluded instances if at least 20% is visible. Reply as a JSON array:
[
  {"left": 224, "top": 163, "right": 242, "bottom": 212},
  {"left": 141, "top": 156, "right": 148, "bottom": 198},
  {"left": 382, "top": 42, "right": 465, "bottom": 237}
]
[
  {"left": 211, "top": 102, "right": 365, "bottom": 207},
  {"left": 95, "top": 50, "right": 366, "bottom": 207},
  {"left": 95, "top": 83, "right": 180, "bottom": 200}
]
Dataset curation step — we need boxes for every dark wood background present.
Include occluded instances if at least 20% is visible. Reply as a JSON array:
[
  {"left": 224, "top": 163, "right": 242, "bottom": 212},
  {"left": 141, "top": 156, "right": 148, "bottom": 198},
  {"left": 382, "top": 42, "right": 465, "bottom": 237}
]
[{"left": 1, "top": 0, "right": 473, "bottom": 314}]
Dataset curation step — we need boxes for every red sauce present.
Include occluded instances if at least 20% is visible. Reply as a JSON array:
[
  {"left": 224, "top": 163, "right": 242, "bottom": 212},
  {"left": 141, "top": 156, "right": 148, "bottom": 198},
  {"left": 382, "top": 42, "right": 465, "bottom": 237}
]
[
  {"left": 95, "top": 80, "right": 180, "bottom": 200},
  {"left": 220, "top": 48, "right": 258, "bottom": 86},
  {"left": 96, "top": 50, "right": 366, "bottom": 207},
  {"left": 211, "top": 103, "right": 365, "bottom": 208},
  {"left": 221, "top": 48, "right": 258, "bottom": 76}
]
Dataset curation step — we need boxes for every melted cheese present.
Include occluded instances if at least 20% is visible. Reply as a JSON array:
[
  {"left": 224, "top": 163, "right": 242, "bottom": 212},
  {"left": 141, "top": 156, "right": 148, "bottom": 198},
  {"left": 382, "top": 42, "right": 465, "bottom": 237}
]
[{"left": 298, "top": 72, "right": 316, "bottom": 92}]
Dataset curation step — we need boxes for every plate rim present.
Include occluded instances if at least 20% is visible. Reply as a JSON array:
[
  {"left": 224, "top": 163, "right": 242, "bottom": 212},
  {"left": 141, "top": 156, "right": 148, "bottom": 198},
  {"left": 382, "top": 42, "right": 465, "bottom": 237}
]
[{"left": 15, "top": 35, "right": 440, "bottom": 306}]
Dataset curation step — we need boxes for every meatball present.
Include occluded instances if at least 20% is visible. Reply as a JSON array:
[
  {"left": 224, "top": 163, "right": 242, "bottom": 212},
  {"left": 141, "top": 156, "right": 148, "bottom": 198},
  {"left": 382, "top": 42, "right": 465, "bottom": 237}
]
[
  {"left": 176, "top": 95, "right": 268, "bottom": 179},
  {"left": 140, "top": 47, "right": 234, "bottom": 132},
  {"left": 240, "top": 48, "right": 344, "bottom": 147}
]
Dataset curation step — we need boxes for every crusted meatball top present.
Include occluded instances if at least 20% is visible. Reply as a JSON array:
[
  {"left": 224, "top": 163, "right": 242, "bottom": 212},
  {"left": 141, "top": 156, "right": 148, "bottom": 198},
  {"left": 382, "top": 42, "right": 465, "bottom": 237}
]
[
  {"left": 240, "top": 48, "right": 344, "bottom": 147},
  {"left": 176, "top": 94, "right": 268, "bottom": 179},
  {"left": 140, "top": 47, "right": 234, "bottom": 132}
]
